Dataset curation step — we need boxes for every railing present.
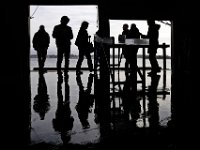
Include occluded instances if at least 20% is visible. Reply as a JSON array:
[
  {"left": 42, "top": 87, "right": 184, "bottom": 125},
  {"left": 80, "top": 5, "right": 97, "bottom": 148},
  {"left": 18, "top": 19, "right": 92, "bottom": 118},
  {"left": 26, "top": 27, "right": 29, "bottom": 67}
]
[
  {"left": 103, "top": 43, "right": 170, "bottom": 87},
  {"left": 98, "top": 42, "right": 170, "bottom": 110}
]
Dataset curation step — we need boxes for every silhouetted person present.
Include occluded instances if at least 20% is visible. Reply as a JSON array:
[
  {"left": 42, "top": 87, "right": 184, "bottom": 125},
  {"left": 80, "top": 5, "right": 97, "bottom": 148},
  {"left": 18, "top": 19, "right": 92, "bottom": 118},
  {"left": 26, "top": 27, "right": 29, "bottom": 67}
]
[
  {"left": 75, "top": 73, "right": 94, "bottom": 129},
  {"left": 121, "top": 23, "right": 130, "bottom": 73},
  {"left": 52, "top": 16, "right": 73, "bottom": 75},
  {"left": 141, "top": 19, "right": 161, "bottom": 76},
  {"left": 33, "top": 73, "right": 50, "bottom": 120},
  {"left": 32, "top": 25, "right": 50, "bottom": 73},
  {"left": 93, "top": 74, "right": 104, "bottom": 124},
  {"left": 75, "top": 21, "right": 93, "bottom": 74},
  {"left": 52, "top": 73, "right": 74, "bottom": 144},
  {"left": 118, "top": 23, "right": 129, "bottom": 43},
  {"left": 122, "top": 23, "right": 130, "bottom": 37}
]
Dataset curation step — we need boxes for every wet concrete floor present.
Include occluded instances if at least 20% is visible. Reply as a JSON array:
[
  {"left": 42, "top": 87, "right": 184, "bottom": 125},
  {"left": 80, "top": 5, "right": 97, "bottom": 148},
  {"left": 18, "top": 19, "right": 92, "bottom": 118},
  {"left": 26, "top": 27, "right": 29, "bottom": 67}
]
[{"left": 28, "top": 70, "right": 174, "bottom": 149}]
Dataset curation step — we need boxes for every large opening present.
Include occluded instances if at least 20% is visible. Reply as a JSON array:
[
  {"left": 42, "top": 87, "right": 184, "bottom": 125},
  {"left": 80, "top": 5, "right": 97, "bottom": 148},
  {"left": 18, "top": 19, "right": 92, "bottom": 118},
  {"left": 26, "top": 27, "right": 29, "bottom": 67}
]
[
  {"left": 109, "top": 19, "right": 172, "bottom": 126},
  {"left": 29, "top": 5, "right": 100, "bottom": 145}
]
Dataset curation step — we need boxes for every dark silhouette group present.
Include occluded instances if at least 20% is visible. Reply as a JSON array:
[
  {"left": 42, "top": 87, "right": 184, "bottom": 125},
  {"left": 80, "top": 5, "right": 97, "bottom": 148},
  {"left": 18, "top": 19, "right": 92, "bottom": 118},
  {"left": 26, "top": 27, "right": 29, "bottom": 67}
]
[
  {"left": 121, "top": 20, "right": 161, "bottom": 77},
  {"left": 119, "top": 20, "right": 161, "bottom": 122},
  {"left": 32, "top": 17, "right": 162, "bottom": 128},
  {"left": 33, "top": 16, "right": 94, "bottom": 77},
  {"left": 122, "top": 23, "right": 141, "bottom": 76},
  {"left": 33, "top": 16, "right": 161, "bottom": 78}
]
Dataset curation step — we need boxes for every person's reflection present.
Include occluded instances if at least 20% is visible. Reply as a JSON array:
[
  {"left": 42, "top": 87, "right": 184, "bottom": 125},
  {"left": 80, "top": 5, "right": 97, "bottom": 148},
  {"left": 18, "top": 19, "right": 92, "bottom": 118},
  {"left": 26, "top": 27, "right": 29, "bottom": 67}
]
[
  {"left": 148, "top": 74, "right": 160, "bottom": 129},
  {"left": 52, "top": 73, "right": 74, "bottom": 144},
  {"left": 93, "top": 75, "right": 100, "bottom": 124},
  {"left": 122, "top": 73, "right": 141, "bottom": 124},
  {"left": 33, "top": 72, "right": 50, "bottom": 120},
  {"left": 75, "top": 73, "right": 94, "bottom": 129}
]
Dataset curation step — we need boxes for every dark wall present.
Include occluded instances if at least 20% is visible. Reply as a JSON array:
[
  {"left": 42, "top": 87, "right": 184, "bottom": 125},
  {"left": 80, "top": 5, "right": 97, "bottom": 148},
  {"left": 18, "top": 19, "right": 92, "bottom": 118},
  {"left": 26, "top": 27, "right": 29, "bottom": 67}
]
[
  {"left": 3, "top": 0, "right": 199, "bottom": 148},
  {"left": 99, "top": 1, "right": 175, "bottom": 20},
  {"left": 2, "top": 2, "right": 31, "bottom": 148}
]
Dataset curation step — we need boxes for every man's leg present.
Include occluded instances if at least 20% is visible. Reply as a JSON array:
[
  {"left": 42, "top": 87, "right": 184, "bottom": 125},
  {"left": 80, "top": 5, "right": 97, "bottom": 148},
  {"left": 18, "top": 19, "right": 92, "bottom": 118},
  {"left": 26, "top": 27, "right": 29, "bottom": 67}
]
[
  {"left": 41, "top": 50, "right": 47, "bottom": 72},
  {"left": 37, "top": 51, "right": 43, "bottom": 72},
  {"left": 64, "top": 46, "right": 71, "bottom": 77},
  {"left": 57, "top": 48, "right": 64, "bottom": 74},
  {"left": 86, "top": 53, "right": 93, "bottom": 72},
  {"left": 149, "top": 52, "right": 160, "bottom": 72},
  {"left": 76, "top": 50, "right": 84, "bottom": 74}
]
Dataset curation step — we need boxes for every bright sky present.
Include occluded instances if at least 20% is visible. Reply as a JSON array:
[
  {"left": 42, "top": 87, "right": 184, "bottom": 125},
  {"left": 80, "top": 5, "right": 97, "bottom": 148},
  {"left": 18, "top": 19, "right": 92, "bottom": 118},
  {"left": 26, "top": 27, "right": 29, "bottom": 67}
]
[
  {"left": 30, "top": 5, "right": 171, "bottom": 56},
  {"left": 30, "top": 5, "right": 99, "bottom": 55}
]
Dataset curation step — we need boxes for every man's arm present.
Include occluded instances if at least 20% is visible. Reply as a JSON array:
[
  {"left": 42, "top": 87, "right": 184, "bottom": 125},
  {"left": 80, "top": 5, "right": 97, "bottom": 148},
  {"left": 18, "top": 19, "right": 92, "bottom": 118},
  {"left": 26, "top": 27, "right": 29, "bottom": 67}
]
[
  {"left": 69, "top": 27, "right": 73, "bottom": 40},
  {"left": 52, "top": 26, "right": 57, "bottom": 39}
]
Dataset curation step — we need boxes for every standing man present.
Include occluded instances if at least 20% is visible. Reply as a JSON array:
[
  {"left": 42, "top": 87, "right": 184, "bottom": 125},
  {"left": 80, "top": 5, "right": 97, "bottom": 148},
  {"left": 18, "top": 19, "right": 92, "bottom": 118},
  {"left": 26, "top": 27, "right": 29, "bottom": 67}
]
[
  {"left": 141, "top": 19, "right": 161, "bottom": 76},
  {"left": 52, "top": 16, "right": 73, "bottom": 76},
  {"left": 122, "top": 23, "right": 130, "bottom": 37},
  {"left": 33, "top": 25, "right": 50, "bottom": 73}
]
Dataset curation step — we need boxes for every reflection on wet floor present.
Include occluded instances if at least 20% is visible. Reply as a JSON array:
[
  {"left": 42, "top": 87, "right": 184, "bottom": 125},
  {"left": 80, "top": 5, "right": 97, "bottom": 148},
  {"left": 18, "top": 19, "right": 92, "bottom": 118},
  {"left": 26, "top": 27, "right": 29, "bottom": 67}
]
[{"left": 30, "top": 69, "right": 172, "bottom": 149}]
